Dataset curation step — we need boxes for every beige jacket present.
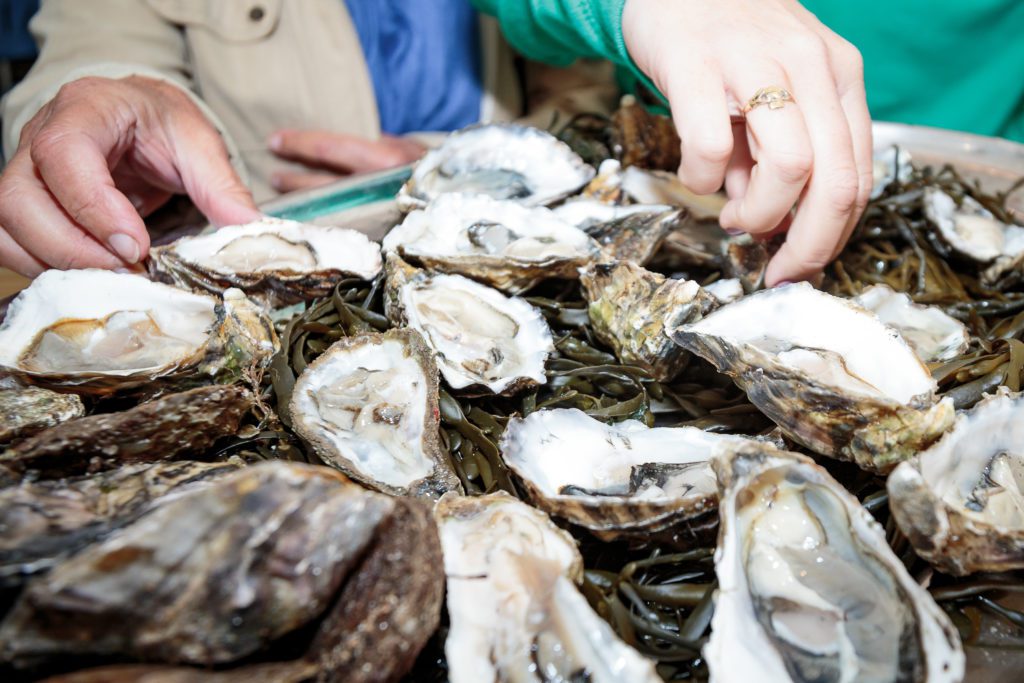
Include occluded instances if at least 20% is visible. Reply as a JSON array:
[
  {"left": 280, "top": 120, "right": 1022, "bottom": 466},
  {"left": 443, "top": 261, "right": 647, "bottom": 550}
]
[{"left": 2, "top": 0, "right": 616, "bottom": 201}]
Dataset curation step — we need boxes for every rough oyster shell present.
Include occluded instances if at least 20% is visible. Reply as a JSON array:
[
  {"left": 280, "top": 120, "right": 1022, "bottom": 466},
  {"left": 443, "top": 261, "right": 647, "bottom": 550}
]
[
  {"left": 708, "top": 448, "right": 964, "bottom": 683},
  {"left": 0, "top": 270, "right": 276, "bottom": 395},
  {"left": 435, "top": 492, "right": 660, "bottom": 683},
  {"left": 384, "top": 256, "right": 553, "bottom": 396},
  {"left": 0, "top": 385, "right": 84, "bottom": 444},
  {"left": 398, "top": 123, "right": 595, "bottom": 210},
  {"left": 669, "top": 282, "right": 955, "bottom": 472},
  {"left": 149, "top": 218, "right": 382, "bottom": 307},
  {"left": 289, "top": 328, "right": 462, "bottom": 499},
  {"left": 556, "top": 200, "right": 684, "bottom": 265},
  {"left": 853, "top": 284, "right": 969, "bottom": 362},
  {"left": 581, "top": 261, "right": 716, "bottom": 381},
  {"left": 888, "top": 390, "right": 1024, "bottom": 575},
  {"left": 382, "top": 194, "right": 599, "bottom": 294}
]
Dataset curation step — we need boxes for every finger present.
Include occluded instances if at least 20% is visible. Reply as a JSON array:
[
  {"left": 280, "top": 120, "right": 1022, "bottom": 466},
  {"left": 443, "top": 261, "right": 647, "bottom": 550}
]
[
  {"left": 834, "top": 47, "right": 873, "bottom": 259},
  {"left": 112, "top": 168, "right": 173, "bottom": 218},
  {"left": 718, "top": 68, "right": 813, "bottom": 236},
  {"left": 0, "top": 226, "right": 47, "bottom": 278},
  {"left": 723, "top": 120, "right": 753, "bottom": 200},
  {"left": 271, "top": 170, "right": 343, "bottom": 194},
  {"left": 662, "top": 60, "right": 734, "bottom": 195},
  {"left": 269, "top": 130, "right": 422, "bottom": 175}
]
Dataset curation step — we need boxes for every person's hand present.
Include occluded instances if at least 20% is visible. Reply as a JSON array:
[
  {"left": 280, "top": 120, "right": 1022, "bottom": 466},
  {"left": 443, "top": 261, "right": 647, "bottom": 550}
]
[
  {"left": 622, "top": 0, "right": 872, "bottom": 286},
  {"left": 0, "top": 75, "right": 260, "bottom": 277},
  {"left": 268, "top": 130, "right": 426, "bottom": 193}
]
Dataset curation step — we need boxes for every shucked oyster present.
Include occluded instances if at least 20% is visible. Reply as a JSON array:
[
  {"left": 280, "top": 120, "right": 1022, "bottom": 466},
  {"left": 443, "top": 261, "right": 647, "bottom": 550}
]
[
  {"left": 435, "top": 493, "right": 660, "bottom": 683},
  {"left": 382, "top": 194, "right": 599, "bottom": 294},
  {"left": 581, "top": 261, "right": 716, "bottom": 381},
  {"left": 0, "top": 270, "right": 276, "bottom": 395},
  {"left": 385, "top": 256, "right": 553, "bottom": 395},
  {"left": 289, "top": 328, "right": 462, "bottom": 499},
  {"left": 889, "top": 390, "right": 1024, "bottom": 575},
  {"left": 670, "top": 283, "right": 954, "bottom": 472},
  {"left": 398, "top": 123, "right": 595, "bottom": 210},
  {"left": 853, "top": 284, "right": 969, "bottom": 363},
  {"left": 500, "top": 408, "right": 759, "bottom": 545},
  {"left": 149, "top": 218, "right": 382, "bottom": 307},
  {"left": 707, "top": 448, "right": 964, "bottom": 683}
]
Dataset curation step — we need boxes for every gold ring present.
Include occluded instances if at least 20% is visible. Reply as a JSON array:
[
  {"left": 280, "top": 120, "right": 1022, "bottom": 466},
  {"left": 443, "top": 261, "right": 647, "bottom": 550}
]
[{"left": 742, "top": 86, "right": 795, "bottom": 114}]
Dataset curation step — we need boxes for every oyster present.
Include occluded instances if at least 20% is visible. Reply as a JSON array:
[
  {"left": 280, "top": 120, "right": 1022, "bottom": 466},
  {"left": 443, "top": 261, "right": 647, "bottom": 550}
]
[
  {"left": 580, "top": 261, "right": 715, "bottom": 381},
  {"left": 853, "top": 284, "right": 969, "bottom": 362},
  {"left": 0, "top": 270, "right": 276, "bottom": 395},
  {"left": 555, "top": 200, "right": 683, "bottom": 265},
  {"left": 0, "top": 462, "right": 395, "bottom": 667},
  {"left": 704, "top": 277, "right": 744, "bottom": 305},
  {"left": 289, "top": 328, "right": 462, "bottom": 499},
  {"left": 708, "top": 448, "right": 964, "bottom": 683},
  {"left": 149, "top": 218, "right": 382, "bottom": 307},
  {"left": 0, "top": 385, "right": 84, "bottom": 444},
  {"left": 669, "top": 282, "right": 955, "bottom": 472},
  {"left": 435, "top": 492, "right": 660, "bottom": 683},
  {"left": 500, "top": 408, "right": 759, "bottom": 544},
  {"left": 620, "top": 166, "right": 727, "bottom": 220},
  {"left": 871, "top": 145, "right": 913, "bottom": 199},
  {"left": 385, "top": 256, "right": 553, "bottom": 395},
  {"left": 398, "top": 123, "right": 595, "bottom": 210},
  {"left": 382, "top": 194, "right": 599, "bottom": 294},
  {"left": 888, "top": 390, "right": 1024, "bottom": 575}
]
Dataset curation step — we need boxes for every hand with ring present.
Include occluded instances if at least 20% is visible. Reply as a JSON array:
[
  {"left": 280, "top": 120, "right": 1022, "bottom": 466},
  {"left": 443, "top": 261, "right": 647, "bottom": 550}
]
[{"left": 622, "top": 0, "right": 873, "bottom": 286}]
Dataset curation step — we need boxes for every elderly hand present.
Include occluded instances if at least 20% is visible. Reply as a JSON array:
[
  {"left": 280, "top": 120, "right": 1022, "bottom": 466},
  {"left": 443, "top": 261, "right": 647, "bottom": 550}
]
[
  {"left": 0, "top": 75, "right": 260, "bottom": 277},
  {"left": 622, "top": 0, "right": 872, "bottom": 286},
  {"left": 268, "top": 130, "right": 426, "bottom": 193}
]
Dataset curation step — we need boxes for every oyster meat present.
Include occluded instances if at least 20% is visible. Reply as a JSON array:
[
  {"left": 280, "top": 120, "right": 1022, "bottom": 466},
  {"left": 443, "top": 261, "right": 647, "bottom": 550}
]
[
  {"left": 289, "top": 328, "right": 462, "bottom": 499},
  {"left": 670, "top": 282, "right": 955, "bottom": 472},
  {"left": 398, "top": 123, "right": 595, "bottom": 210},
  {"left": 149, "top": 218, "right": 382, "bottom": 307},
  {"left": 0, "top": 385, "right": 84, "bottom": 444},
  {"left": 385, "top": 256, "right": 553, "bottom": 395},
  {"left": 889, "top": 390, "right": 1024, "bottom": 575},
  {"left": 581, "top": 261, "right": 715, "bottom": 381},
  {"left": 435, "top": 492, "right": 660, "bottom": 683},
  {"left": 708, "top": 448, "right": 964, "bottom": 683},
  {"left": 853, "top": 284, "right": 969, "bottom": 362},
  {"left": 0, "top": 270, "right": 276, "bottom": 395},
  {"left": 382, "top": 194, "right": 599, "bottom": 293},
  {"left": 500, "top": 408, "right": 761, "bottom": 544}
]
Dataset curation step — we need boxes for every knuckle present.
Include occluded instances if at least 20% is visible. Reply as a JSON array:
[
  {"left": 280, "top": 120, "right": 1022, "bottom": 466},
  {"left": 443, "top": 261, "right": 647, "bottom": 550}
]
[
  {"left": 824, "top": 170, "right": 860, "bottom": 213},
  {"left": 836, "top": 39, "right": 864, "bottom": 76},
  {"left": 791, "top": 34, "right": 828, "bottom": 61},
  {"left": 795, "top": 245, "right": 835, "bottom": 272},
  {"left": 64, "top": 189, "right": 107, "bottom": 225},
  {"left": 768, "top": 148, "right": 813, "bottom": 184},
  {"left": 684, "top": 134, "right": 733, "bottom": 167}
]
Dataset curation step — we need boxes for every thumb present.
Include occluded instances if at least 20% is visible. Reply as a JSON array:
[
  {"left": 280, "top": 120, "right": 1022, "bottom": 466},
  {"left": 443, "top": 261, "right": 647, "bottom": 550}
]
[{"left": 174, "top": 124, "right": 261, "bottom": 227}]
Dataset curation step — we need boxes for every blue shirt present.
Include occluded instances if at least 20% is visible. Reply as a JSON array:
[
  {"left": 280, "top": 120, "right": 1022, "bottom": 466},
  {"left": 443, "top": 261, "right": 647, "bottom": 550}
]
[{"left": 342, "top": 0, "right": 484, "bottom": 135}]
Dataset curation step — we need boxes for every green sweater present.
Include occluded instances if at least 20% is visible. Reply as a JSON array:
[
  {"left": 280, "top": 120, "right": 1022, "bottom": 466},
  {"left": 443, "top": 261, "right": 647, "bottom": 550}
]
[{"left": 474, "top": 0, "right": 1024, "bottom": 143}]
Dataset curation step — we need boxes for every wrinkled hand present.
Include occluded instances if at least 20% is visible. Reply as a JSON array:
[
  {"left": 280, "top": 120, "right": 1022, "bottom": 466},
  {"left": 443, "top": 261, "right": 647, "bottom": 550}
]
[
  {"left": 268, "top": 130, "right": 426, "bottom": 193},
  {"left": 0, "top": 75, "right": 260, "bottom": 277},
  {"left": 622, "top": 0, "right": 872, "bottom": 285}
]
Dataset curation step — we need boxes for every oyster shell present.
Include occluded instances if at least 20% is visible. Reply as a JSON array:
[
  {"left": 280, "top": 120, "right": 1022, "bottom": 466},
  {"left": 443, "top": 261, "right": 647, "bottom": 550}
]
[
  {"left": 398, "top": 123, "right": 595, "bottom": 210},
  {"left": 0, "top": 270, "right": 276, "bottom": 395},
  {"left": 435, "top": 492, "right": 660, "bottom": 683},
  {"left": 0, "top": 462, "right": 395, "bottom": 667},
  {"left": 888, "top": 390, "right": 1024, "bottom": 575},
  {"left": 853, "top": 284, "right": 970, "bottom": 362},
  {"left": 871, "top": 145, "right": 913, "bottom": 199},
  {"left": 385, "top": 256, "right": 553, "bottom": 395},
  {"left": 703, "top": 278, "right": 744, "bottom": 305},
  {"left": 149, "top": 218, "right": 382, "bottom": 307},
  {"left": 924, "top": 187, "right": 1024, "bottom": 268},
  {"left": 500, "top": 408, "right": 761, "bottom": 544},
  {"left": 555, "top": 200, "right": 684, "bottom": 265},
  {"left": 580, "top": 262, "right": 715, "bottom": 381},
  {"left": 289, "top": 328, "right": 461, "bottom": 499},
  {"left": 620, "top": 166, "right": 727, "bottom": 221},
  {"left": 669, "top": 282, "right": 955, "bottom": 472},
  {"left": 708, "top": 448, "right": 964, "bottom": 683},
  {"left": 382, "top": 194, "right": 599, "bottom": 294},
  {"left": 0, "top": 385, "right": 84, "bottom": 444}
]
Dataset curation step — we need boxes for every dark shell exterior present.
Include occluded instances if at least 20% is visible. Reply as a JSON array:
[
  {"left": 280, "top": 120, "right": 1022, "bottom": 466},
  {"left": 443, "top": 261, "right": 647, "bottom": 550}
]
[
  {"left": 586, "top": 209, "right": 683, "bottom": 266},
  {"left": 0, "top": 386, "right": 84, "bottom": 444}
]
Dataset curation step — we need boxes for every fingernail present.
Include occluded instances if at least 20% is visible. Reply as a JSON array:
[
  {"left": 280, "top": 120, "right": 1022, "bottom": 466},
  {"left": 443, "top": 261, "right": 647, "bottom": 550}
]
[
  {"left": 108, "top": 233, "right": 140, "bottom": 264},
  {"left": 268, "top": 133, "right": 282, "bottom": 151},
  {"left": 724, "top": 227, "right": 744, "bottom": 236}
]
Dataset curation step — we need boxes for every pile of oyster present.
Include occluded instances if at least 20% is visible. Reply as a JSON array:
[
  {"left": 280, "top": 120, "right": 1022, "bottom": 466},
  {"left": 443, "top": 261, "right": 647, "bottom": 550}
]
[{"left": 2, "top": 112, "right": 1023, "bottom": 683}]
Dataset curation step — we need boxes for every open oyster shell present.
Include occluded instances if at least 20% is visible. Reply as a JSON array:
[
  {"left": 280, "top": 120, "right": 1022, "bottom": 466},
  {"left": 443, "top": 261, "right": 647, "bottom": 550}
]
[
  {"left": 669, "top": 282, "right": 955, "bottom": 472},
  {"left": 289, "top": 328, "right": 461, "bottom": 499},
  {"left": 708, "top": 448, "right": 964, "bottom": 683},
  {"left": 435, "top": 492, "right": 660, "bottom": 683},
  {"left": 853, "top": 284, "right": 969, "bottom": 362},
  {"left": 0, "top": 270, "right": 276, "bottom": 395},
  {"left": 581, "top": 261, "right": 716, "bottom": 381},
  {"left": 384, "top": 256, "right": 553, "bottom": 396},
  {"left": 382, "top": 194, "right": 599, "bottom": 294},
  {"left": 888, "top": 390, "right": 1024, "bottom": 575},
  {"left": 149, "top": 218, "right": 382, "bottom": 307},
  {"left": 398, "top": 123, "right": 595, "bottom": 210}
]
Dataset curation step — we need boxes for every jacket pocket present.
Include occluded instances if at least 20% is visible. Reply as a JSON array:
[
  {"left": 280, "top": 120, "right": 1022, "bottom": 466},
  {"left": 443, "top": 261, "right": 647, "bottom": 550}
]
[{"left": 145, "top": 0, "right": 282, "bottom": 42}]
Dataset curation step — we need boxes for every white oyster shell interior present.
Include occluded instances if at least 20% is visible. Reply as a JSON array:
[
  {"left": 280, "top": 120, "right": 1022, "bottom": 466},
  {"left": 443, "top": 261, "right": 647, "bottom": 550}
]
[
  {"left": 399, "top": 274, "right": 552, "bottom": 394},
  {"left": 924, "top": 188, "right": 1024, "bottom": 263},
  {"left": 384, "top": 194, "right": 596, "bottom": 262},
  {"left": 552, "top": 198, "right": 673, "bottom": 230},
  {"left": 870, "top": 145, "right": 913, "bottom": 199},
  {"left": 170, "top": 218, "right": 382, "bottom": 279},
  {"left": 703, "top": 278, "right": 744, "bottom": 305},
  {"left": 853, "top": 284, "right": 969, "bottom": 363},
  {"left": 0, "top": 269, "right": 216, "bottom": 375}
]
